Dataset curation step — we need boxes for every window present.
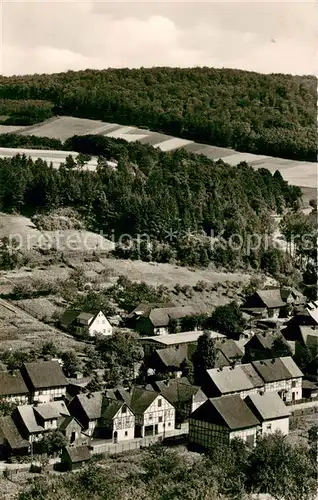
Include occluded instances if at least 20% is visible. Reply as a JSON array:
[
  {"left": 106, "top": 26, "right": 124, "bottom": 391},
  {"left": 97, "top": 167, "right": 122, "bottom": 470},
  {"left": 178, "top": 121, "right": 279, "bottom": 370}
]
[
  {"left": 125, "top": 431, "right": 128, "bottom": 436},
  {"left": 168, "top": 422, "right": 171, "bottom": 427},
  {"left": 148, "top": 413, "right": 153, "bottom": 419},
  {"left": 159, "top": 416, "right": 163, "bottom": 423},
  {"left": 158, "top": 398, "right": 162, "bottom": 407},
  {"left": 291, "top": 380, "right": 296, "bottom": 388},
  {"left": 121, "top": 406, "right": 127, "bottom": 413},
  {"left": 266, "top": 423, "right": 272, "bottom": 431}
]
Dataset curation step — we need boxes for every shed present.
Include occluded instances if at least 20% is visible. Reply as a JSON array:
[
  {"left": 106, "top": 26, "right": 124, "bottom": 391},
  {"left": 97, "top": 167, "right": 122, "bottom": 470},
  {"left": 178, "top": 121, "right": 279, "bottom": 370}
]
[{"left": 61, "top": 445, "right": 91, "bottom": 471}]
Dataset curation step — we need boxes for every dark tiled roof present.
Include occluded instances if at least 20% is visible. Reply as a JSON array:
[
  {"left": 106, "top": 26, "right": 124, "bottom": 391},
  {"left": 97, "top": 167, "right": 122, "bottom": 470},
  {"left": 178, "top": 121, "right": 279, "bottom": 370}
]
[
  {"left": 191, "top": 395, "right": 260, "bottom": 430},
  {"left": 129, "top": 387, "right": 159, "bottom": 415},
  {"left": 101, "top": 399, "right": 127, "bottom": 424},
  {"left": 252, "top": 356, "right": 303, "bottom": 382},
  {"left": 0, "top": 370, "right": 29, "bottom": 396},
  {"left": 155, "top": 345, "right": 188, "bottom": 368},
  {"left": 246, "top": 332, "right": 289, "bottom": 350},
  {"left": 215, "top": 339, "right": 244, "bottom": 360},
  {"left": 72, "top": 392, "right": 103, "bottom": 420},
  {"left": 148, "top": 305, "right": 205, "bottom": 327},
  {"left": 153, "top": 377, "right": 203, "bottom": 404},
  {"left": 256, "top": 289, "right": 286, "bottom": 309},
  {"left": 59, "top": 415, "right": 82, "bottom": 431},
  {"left": 128, "top": 302, "right": 175, "bottom": 319},
  {"left": 60, "top": 309, "right": 81, "bottom": 326},
  {"left": 22, "top": 361, "right": 67, "bottom": 389},
  {"left": 34, "top": 401, "right": 69, "bottom": 420},
  {"left": 64, "top": 445, "right": 91, "bottom": 463},
  {"left": 0, "top": 416, "right": 29, "bottom": 449}
]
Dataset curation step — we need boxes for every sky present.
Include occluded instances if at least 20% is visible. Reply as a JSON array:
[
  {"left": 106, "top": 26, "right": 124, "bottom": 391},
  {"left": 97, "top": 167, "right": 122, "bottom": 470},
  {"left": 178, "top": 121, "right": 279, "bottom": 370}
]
[{"left": 1, "top": 0, "right": 316, "bottom": 76}]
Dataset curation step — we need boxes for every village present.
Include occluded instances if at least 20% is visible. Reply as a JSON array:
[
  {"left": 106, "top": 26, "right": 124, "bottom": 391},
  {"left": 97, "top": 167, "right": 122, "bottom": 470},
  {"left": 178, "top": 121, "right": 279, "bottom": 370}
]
[{"left": 0, "top": 283, "right": 317, "bottom": 472}]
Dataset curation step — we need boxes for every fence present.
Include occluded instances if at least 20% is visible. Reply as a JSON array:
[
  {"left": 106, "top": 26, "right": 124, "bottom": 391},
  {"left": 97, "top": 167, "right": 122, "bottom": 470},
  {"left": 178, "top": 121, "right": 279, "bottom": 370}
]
[{"left": 91, "top": 424, "right": 189, "bottom": 456}]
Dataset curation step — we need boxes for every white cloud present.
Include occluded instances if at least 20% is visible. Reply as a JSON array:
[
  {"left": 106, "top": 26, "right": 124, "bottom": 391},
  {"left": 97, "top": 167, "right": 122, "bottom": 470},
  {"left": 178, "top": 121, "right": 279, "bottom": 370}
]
[{"left": 1, "top": 1, "right": 316, "bottom": 75}]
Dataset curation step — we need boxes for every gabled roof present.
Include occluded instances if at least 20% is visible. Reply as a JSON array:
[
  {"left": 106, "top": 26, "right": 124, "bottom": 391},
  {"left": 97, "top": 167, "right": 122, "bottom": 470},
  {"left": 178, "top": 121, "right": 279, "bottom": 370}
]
[
  {"left": 246, "top": 332, "right": 289, "bottom": 351},
  {"left": 64, "top": 445, "right": 91, "bottom": 463},
  {"left": 256, "top": 290, "right": 286, "bottom": 309},
  {"left": 34, "top": 401, "right": 70, "bottom": 421},
  {"left": 59, "top": 415, "right": 82, "bottom": 432},
  {"left": 22, "top": 361, "right": 67, "bottom": 389},
  {"left": 0, "top": 370, "right": 29, "bottom": 396},
  {"left": 245, "top": 393, "right": 290, "bottom": 421},
  {"left": 128, "top": 302, "right": 175, "bottom": 319},
  {"left": 191, "top": 395, "right": 260, "bottom": 430},
  {"left": 16, "top": 406, "right": 43, "bottom": 433},
  {"left": 215, "top": 339, "right": 244, "bottom": 360},
  {"left": 152, "top": 377, "right": 204, "bottom": 405},
  {"left": 299, "top": 326, "right": 318, "bottom": 346},
  {"left": 252, "top": 357, "right": 303, "bottom": 383},
  {"left": 155, "top": 345, "right": 188, "bottom": 368},
  {"left": 206, "top": 363, "right": 263, "bottom": 395},
  {"left": 104, "top": 388, "right": 131, "bottom": 406},
  {"left": 0, "top": 416, "right": 29, "bottom": 449},
  {"left": 280, "top": 287, "right": 305, "bottom": 303},
  {"left": 101, "top": 398, "right": 132, "bottom": 425},
  {"left": 72, "top": 392, "right": 103, "bottom": 420},
  {"left": 129, "top": 387, "right": 160, "bottom": 415},
  {"left": 148, "top": 305, "right": 205, "bottom": 327}
]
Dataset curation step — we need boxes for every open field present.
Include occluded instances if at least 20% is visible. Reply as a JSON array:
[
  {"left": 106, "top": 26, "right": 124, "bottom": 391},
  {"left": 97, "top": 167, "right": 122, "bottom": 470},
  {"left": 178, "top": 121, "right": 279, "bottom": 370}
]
[
  {"left": 0, "top": 116, "right": 315, "bottom": 189},
  {"left": 0, "top": 298, "right": 83, "bottom": 351}
]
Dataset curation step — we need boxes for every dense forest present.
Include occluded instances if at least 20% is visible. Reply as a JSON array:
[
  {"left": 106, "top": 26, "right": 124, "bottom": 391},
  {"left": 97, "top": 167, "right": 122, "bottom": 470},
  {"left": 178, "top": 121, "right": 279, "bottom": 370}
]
[
  {"left": 0, "top": 68, "right": 316, "bottom": 160},
  {"left": 0, "top": 133, "right": 303, "bottom": 273}
]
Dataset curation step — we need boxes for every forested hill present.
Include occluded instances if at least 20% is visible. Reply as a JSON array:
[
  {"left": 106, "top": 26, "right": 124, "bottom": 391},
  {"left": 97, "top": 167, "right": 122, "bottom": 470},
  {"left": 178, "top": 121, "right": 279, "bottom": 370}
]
[{"left": 0, "top": 68, "right": 316, "bottom": 161}]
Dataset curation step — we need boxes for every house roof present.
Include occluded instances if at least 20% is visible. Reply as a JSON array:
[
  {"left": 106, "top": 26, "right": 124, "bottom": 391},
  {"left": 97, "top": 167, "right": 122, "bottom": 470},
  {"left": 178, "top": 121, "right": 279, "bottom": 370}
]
[
  {"left": 155, "top": 345, "right": 188, "bottom": 368},
  {"left": 59, "top": 415, "right": 82, "bottom": 431},
  {"left": 206, "top": 363, "right": 263, "bottom": 394},
  {"left": 245, "top": 393, "right": 290, "bottom": 421},
  {"left": 0, "top": 416, "right": 29, "bottom": 449},
  {"left": 281, "top": 287, "right": 305, "bottom": 303},
  {"left": 252, "top": 357, "right": 303, "bottom": 383},
  {"left": 16, "top": 406, "right": 43, "bottom": 433},
  {"left": 140, "top": 330, "right": 225, "bottom": 347},
  {"left": 299, "top": 326, "right": 318, "bottom": 346},
  {"left": 306, "top": 302, "right": 318, "bottom": 324},
  {"left": 256, "top": 290, "right": 286, "bottom": 309},
  {"left": 148, "top": 305, "right": 205, "bottom": 327},
  {"left": 128, "top": 302, "right": 175, "bottom": 319},
  {"left": 73, "top": 392, "right": 103, "bottom": 420},
  {"left": 246, "top": 332, "right": 289, "bottom": 351},
  {"left": 22, "top": 361, "right": 67, "bottom": 389},
  {"left": 0, "top": 370, "right": 29, "bottom": 396},
  {"left": 129, "top": 387, "right": 159, "bottom": 415},
  {"left": 64, "top": 445, "right": 91, "bottom": 463},
  {"left": 34, "top": 401, "right": 70, "bottom": 420},
  {"left": 215, "top": 339, "right": 244, "bottom": 360},
  {"left": 101, "top": 398, "right": 130, "bottom": 425},
  {"left": 152, "top": 377, "right": 204, "bottom": 405},
  {"left": 191, "top": 395, "right": 260, "bottom": 430}
]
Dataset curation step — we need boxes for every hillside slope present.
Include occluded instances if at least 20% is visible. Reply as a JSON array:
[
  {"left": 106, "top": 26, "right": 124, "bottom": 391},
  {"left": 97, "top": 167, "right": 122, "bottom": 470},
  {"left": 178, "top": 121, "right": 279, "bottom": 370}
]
[{"left": 0, "top": 67, "right": 316, "bottom": 161}]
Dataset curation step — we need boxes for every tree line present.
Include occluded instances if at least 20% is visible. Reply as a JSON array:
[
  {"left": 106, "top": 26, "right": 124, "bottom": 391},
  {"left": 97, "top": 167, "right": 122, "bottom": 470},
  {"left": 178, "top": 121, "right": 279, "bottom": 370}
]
[
  {"left": 0, "top": 67, "right": 316, "bottom": 160},
  {"left": 0, "top": 134, "right": 303, "bottom": 272}
]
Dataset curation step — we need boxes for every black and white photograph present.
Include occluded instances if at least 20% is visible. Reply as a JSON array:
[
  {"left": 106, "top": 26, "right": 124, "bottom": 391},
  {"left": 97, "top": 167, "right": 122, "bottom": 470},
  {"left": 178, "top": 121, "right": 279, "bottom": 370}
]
[{"left": 0, "top": 1, "right": 316, "bottom": 499}]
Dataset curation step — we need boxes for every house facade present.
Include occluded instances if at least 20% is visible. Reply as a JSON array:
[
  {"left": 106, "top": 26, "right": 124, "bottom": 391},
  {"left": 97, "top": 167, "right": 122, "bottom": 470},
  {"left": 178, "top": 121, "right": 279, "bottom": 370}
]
[
  {"left": 60, "top": 309, "right": 112, "bottom": 337},
  {"left": 68, "top": 392, "right": 103, "bottom": 437},
  {"left": 20, "top": 361, "right": 67, "bottom": 403},
  {"left": 244, "top": 393, "right": 290, "bottom": 436},
  {"left": 129, "top": 388, "right": 175, "bottom": 438},
  {"left": 189, "top": 395, "right": 260, "bottom": 451},
  {"left": 0, "top": 371, "right": 29, "bottom": 405},
  {"left": 241, "top": 289, "right": 286, "bottom": 318},
  {"left": 100, "top": 398, "right": 135, "bottom": 442},
  {"left": 252, "top": 357, "right": 303, "bottom": 403},
  {"left": 140, "top": 330, "right": 225, "bottom": 357}
]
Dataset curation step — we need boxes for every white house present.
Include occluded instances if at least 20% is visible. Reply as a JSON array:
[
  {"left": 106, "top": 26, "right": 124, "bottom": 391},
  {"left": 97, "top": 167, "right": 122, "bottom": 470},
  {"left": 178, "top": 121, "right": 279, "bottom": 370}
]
[
  {"left": 60, "top": 309, "right": 112, "bottom": 337},
  {"left": 245, "top": 392, "right": 290, "bottom": 436},
  {"left": 128, "top": 387, "right": 175, "bottom": 438},
  {"left": 252, "top": 357, "right": 303, "bottom": 403},
  {"left": 189, "top": 394, "right": 260, "bottom": 451},
  {"left": 100, "top": 398, "right": 135, "bottom": 442},
  {"left": 0, "top": 371, "right": 29, "bottom": 405},
  {"left": 20, "top": 361, "right": 68, "bottom": 403}
]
